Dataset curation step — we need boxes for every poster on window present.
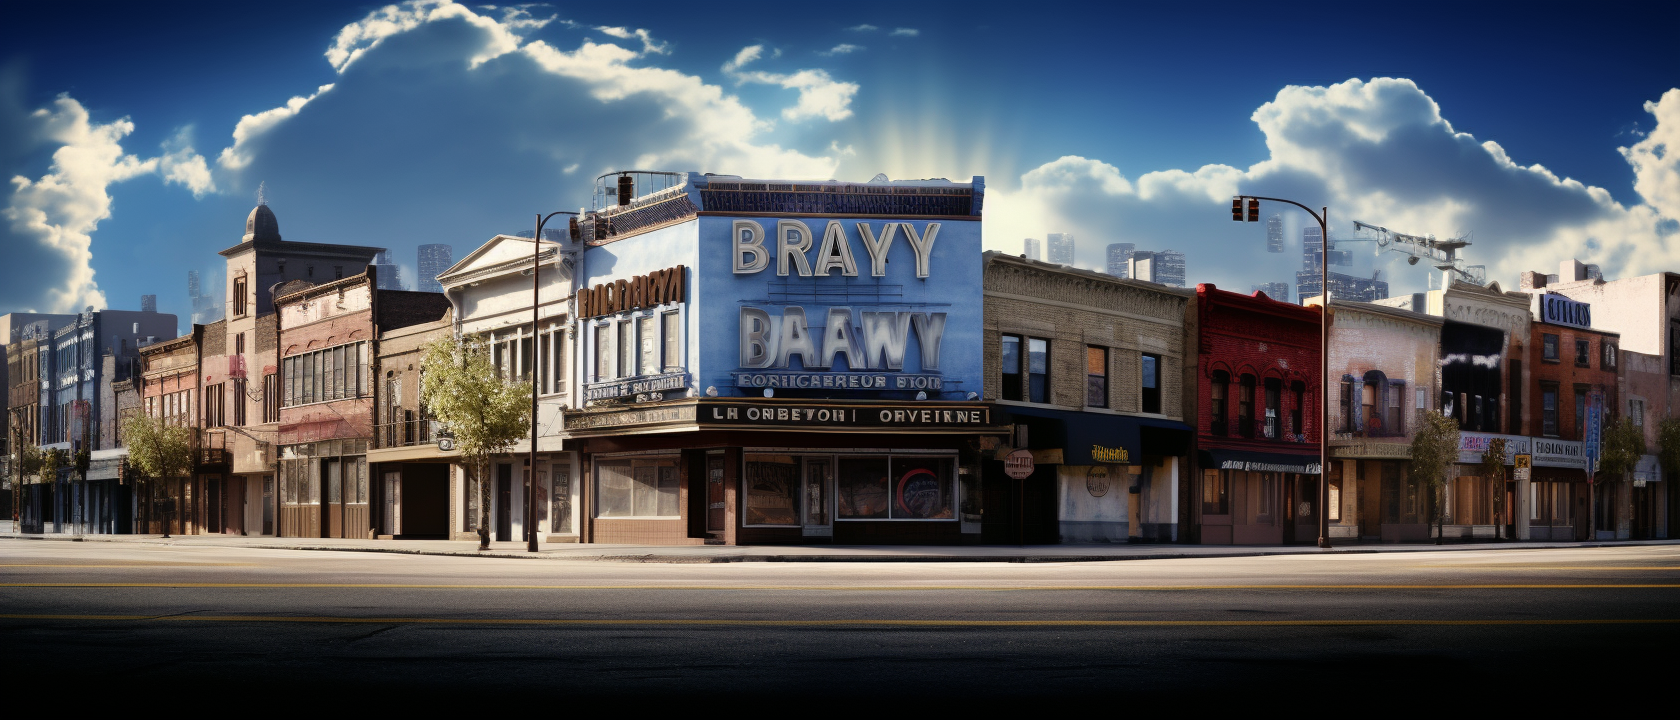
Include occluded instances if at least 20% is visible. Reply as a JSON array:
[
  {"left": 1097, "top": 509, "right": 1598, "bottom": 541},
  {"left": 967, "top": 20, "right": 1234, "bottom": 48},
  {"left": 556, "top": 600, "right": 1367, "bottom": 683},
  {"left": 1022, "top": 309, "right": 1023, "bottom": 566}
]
[{"left": 744, "top": 458, "right": 798, "bottom": 525}]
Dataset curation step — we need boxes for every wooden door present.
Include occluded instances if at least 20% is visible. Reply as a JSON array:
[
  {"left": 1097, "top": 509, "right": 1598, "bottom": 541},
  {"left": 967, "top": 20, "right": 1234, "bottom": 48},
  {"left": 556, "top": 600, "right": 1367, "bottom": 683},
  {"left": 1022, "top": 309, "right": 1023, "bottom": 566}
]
[
  {"left": 323, "top": 459, "right": 343, "bottom": 538},
  {"left": 207, "top": 479, "right": 222, "bottom": 534},
  {"left": 706, "top": 453, "right": 726, "bottom": 533}
]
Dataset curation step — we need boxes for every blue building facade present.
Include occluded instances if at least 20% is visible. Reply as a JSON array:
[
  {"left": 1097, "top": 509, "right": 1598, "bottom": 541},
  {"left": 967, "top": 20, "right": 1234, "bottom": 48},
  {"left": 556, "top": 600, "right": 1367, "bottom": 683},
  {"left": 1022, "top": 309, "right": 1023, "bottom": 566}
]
[{"left": 562, "top": 172, "right": 1002, "bottom": 545}]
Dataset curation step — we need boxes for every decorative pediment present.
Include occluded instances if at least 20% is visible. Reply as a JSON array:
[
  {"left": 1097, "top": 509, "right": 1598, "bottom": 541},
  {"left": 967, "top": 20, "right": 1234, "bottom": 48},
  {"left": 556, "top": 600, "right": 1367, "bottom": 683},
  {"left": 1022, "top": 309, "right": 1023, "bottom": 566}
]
[{"left": 437, "top": 234, "right": 563, "bottom": 287}]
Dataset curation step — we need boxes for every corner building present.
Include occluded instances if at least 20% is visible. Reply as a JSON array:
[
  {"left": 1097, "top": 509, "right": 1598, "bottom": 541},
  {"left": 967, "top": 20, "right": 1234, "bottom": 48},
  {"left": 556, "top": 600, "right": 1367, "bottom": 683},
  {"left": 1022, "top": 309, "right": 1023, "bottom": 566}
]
[{"left": 562, "top": 172, "right": 998, "bottom": 545}]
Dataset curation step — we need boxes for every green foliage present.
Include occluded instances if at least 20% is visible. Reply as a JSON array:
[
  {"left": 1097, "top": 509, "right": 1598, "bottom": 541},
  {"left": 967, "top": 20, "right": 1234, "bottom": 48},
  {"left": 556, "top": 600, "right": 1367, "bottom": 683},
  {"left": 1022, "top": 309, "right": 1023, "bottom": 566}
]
[
  {"left": 122, "top": 414, "right": 193, "bottom": 486},
  {"left": 1598, "top": 416, "right": 1645, "bottom": 479},
  {"left": 14, "top": 438, "right": 42, "bottom": 478},
  {"left": 1411, "top": 411, "right": 1461, "bottom": 527},
  {"left": 38, "top": 448, "right": 67, "bottom": 484},
  {"left": 1656, "top": 418, "right": 1680, "bottom": 476},
  {"left": 418, "top": 335, "right": 532, "bottom": 545}
]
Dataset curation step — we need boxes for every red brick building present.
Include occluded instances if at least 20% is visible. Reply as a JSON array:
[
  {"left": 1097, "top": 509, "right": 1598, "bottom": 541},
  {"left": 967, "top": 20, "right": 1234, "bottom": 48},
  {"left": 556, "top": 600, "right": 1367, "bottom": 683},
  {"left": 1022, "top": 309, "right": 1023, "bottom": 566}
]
[
  {"left": 1187, "top": 284, "right": 1324, "bottom": 545},
  {"left": 1524, "top": 293, "right": 1619, "bottom": 539}
]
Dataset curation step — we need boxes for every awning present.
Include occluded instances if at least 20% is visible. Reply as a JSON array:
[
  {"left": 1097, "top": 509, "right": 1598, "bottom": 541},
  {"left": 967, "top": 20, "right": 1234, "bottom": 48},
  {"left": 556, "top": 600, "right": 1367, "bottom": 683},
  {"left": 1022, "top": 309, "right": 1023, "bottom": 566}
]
[
  {"left": 1200, "top": 448, "right": 1322, "bottom": 475},
  {"left": 1001, "top": 406, "right": 1192, "bottom": 465},
  {"left": 85, "top": 449, "right": 127, "bottom": 481}
]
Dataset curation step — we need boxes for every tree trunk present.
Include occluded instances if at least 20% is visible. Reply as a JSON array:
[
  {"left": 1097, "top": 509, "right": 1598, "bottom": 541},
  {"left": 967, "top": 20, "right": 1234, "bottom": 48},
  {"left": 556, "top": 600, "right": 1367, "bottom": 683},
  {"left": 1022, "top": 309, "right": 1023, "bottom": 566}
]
[{"left": 477, "top": 458, "right": 491, "bottom": 549}]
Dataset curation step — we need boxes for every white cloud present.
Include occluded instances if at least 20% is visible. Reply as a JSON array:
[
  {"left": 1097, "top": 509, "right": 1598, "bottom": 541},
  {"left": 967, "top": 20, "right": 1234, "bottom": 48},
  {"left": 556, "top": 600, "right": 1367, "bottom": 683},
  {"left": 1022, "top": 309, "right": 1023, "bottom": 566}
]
[
  {"left": 1620, "top": 88, "right": 1680, "bottom": 222},
  {"left": 325, "top": 0, "right": 522, "bottom": 71},
  {"left": 986, "top": 78, "right": 1680, "bottom": 296},
  {"left": 890, "top": 27, "right": 919, "bottom": 37},
  {"left": 4, "top": 97, "right": 142, "bottom": 311},
  {"left": 829, "top": 140, "right": 856, "bottom": 156},
  {"left": 216, "top": 84, "right": 333, "bottom": 171},
  {"left": 846, "top": 24, "right": 878, "bottom": 32},
  {"left": 721, "top": 44, "right": 859, "bottom": 122},
  {"left": 820, "top": 43, "right": 864, "bottom": 56},
  {"left": 158, "top": 127, "right": 216, "bottom": 197},
  {"left": 594, "top": 26, "right": 670, "bottom": 56}
]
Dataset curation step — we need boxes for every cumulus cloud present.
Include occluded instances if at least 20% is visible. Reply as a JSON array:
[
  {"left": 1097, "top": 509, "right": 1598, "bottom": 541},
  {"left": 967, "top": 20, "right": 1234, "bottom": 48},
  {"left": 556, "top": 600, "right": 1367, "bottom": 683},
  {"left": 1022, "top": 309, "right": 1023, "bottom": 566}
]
[
  {"left": 1620, "top": 89, "right": 1680, "bottom": 222},
  {"left": 889, "top": 28, "right": 919, "bottom": 37},
  {"left": 594, "top": 26, "right": 670, "bottom": 56},
  {"left": 216, "top": 84, "right": 334, "bottom": 171},
  {"left": 1, "top": 92, "right": 217, "bottom": 313},
  {"left": 721, "top": 44, "right": 859, "bottom": 122},
  {"left": 845, "top": 24, "right": 878, "bottom": 32},
  {"left": 820, "top": 43, "right": 863, "bottom": 56},
  {"left": 987, "top": 77, "right": 1680, "bottom": 296}
]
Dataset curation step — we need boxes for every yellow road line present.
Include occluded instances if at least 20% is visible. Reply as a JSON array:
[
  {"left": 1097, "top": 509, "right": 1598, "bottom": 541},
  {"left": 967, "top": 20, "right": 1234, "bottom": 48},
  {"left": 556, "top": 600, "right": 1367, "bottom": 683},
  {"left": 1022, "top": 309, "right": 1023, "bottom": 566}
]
[
  {"left": 1, "top": 582, "right": 1679, "bottom": 590},
  {"left": 0, "top": 613, "right": 1676, "bottom": 627}
]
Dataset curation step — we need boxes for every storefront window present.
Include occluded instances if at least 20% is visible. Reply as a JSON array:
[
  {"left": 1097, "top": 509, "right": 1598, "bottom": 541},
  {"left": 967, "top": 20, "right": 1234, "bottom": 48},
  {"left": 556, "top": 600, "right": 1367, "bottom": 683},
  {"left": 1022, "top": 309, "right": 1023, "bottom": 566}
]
[
  {"left": 744, "top": 455, "right": 799, "bottom": 526},
  {"left": 835, "top": 455, "right": 955, "bottom": 520},
  {"left": 596, "top": 458, "right": 678, "bottom": 517},
  {"left": 550, "top": 464, "right": 572, "bottom": 534},
  {"left": 1201, "top": 469, "right": 1228, "bottom": 515},
  {"left": 837, "top": 457, "right": 889, "bottom": 518}
]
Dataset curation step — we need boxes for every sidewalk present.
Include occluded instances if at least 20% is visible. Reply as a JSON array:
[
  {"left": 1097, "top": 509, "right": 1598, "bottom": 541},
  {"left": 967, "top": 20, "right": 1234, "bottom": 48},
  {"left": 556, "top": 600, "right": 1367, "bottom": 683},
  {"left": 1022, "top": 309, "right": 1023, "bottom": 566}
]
[{"left": 3, "top": 522, "right": 1674, "bottom": 562}]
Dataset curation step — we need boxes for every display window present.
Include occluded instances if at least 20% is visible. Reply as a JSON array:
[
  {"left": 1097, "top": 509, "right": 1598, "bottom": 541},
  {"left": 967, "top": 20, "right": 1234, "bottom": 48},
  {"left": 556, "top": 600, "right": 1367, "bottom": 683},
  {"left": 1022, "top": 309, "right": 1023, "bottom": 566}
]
[
  {"left": 741, "top": 452, "right": 958, "bottom": 526},
  {"left": 595, "top": 456, "right": 680, "bottom": 518}
]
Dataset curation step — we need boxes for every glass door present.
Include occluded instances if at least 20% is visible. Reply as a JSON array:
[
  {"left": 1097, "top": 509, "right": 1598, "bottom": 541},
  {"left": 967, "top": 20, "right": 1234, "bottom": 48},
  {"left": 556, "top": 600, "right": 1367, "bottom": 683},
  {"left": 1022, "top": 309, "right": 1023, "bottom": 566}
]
[{"left": 802, "top": 457, "right": 833, "bottom": 537}]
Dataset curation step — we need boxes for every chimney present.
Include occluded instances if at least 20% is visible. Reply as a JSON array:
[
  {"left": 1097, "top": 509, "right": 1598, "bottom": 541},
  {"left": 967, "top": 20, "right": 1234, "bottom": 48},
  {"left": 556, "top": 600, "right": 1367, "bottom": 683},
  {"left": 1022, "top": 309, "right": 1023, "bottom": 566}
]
[
  {"left": 1519, "top": 271, "right": 1546, "bottom": 290},
  {"left": 1561, "top": 259, "right": 1586, "bottom": 282},
  {"left": 617, "top": 174, "right": 634, "bottom": 206}
]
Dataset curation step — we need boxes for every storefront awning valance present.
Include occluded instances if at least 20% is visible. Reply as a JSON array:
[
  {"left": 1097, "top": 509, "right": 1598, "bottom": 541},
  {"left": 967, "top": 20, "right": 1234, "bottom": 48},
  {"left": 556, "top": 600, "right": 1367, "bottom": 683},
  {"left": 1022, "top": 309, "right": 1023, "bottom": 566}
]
[
  {"left": 1001, "top": 406, "right": 1192, "bottom": 466},
  {"left": 1200, "top": 448, "right": 1322, "bottom": 475}
]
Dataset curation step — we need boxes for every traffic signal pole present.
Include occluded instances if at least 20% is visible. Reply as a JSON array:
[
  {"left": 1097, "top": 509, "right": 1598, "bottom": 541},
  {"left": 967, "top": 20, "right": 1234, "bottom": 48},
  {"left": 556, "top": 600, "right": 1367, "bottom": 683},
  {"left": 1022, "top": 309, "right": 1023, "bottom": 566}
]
[{"left": 1233, "top": 196, "right": 1333, "bottom": 550}]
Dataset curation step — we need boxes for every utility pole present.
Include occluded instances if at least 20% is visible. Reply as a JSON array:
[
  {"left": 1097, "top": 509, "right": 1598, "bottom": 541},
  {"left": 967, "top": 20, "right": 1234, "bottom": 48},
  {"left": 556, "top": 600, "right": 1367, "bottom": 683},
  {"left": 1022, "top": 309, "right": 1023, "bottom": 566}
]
[{"left": 527, "top": 211, "right": 577, "bottom": 553}]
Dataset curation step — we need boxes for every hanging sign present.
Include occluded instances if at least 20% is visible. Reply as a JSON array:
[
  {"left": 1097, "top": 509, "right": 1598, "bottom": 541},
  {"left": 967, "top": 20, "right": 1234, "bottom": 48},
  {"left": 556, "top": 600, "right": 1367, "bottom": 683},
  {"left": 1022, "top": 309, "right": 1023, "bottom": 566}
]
[{"left": 1004, "top": 449, "right": 1035, "bottom": 479}]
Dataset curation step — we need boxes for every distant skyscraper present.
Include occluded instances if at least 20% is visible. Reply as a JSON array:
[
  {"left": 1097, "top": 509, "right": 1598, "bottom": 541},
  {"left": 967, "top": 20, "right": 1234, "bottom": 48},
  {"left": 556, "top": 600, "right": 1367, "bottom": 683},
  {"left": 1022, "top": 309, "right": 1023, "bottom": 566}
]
[
  {"left": 140, "top": 295, "right": 156, "bottom": 313},
  {"left": 1251, "top": 282, "right": 1289, "bottom": 303},
  {"left": 1157, "top": 249, "right": 1185, "bottom": 287},
  {"left": 1266, "top": 214, "right": 1284, "bottom": 253},
  {"left": 418, "top": 244, "right": 453, "bottom": 293},
  {"left": 1297, "top": 225, "right": 1386, "bottom": 303},
  {"left": 371, "top": 251, "right": 403, "bottom": 290},
  {"left": 1023, "top": 238, "right": 1041, "bottom": 261},
  {"left": 186, "top": 270, "right": 222, "bottom": 325},
  {"left": 1047, "top": 233, "right": 1075, "bottom": 265},
  {"left": 1106, "top": 243, "right": 1134, "bottom": 278}
]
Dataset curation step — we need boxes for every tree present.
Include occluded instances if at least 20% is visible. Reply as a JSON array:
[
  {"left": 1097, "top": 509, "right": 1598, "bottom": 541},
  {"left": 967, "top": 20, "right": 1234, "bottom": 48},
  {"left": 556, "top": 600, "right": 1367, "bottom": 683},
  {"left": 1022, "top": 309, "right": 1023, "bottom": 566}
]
[
  {"left": 38, "top": 448, "right": 66, "bottom": 532},
  {"left": 123, "top": 414, "right": 193, "bottom": 538},
  {"left": 1657, "top": 418, "right": 1680, "bottom": 478},
  {"left": 12, "top": 428, "right": 41, "bottom": 522},
  {"left": 1478, "top": 437, "right": 1509, "bottom": 540},
  {"left": 419, "top": 335, "right": 531, "bottom": 549},
  {"left": 1411, "top": 410, "right": 1461, "bottom": 545},
  {"left": 1594, "top": 416, "right": 1645, "bottom": 537}
]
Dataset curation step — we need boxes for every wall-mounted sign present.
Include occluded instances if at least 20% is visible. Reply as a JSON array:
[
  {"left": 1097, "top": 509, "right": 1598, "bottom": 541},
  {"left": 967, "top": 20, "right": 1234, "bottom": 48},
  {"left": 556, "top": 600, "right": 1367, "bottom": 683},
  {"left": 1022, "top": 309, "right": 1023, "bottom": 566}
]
[
  {"left": 575, "top": 265, "right": 684, "bottom": 320},
  {"left": 701, "top": 402, "right": 990, "bottom": 430},
  {"left": 584, "top": 372, "right": 691, "bottom": 403},
  {"left": 1091, "top": 444, "right": 1131, "bottom": 464},
  {"left": 1457, "top": 432, "right": 1530, "bottom": 465},
  {"left": 733, "top": 372, "right": 944, "bottom": 390},
  {"left": 1085, "top": 465, "right": 1110, "bottom": 496},
  {"left": 738, "top": 307, "right": 946, "bottom": 372},
  {"left": 1531, "top": 438, "right": 1586, "bottom": 469},
  {"left": 1004, "top": 448, "right": 1034, "bottom": 479},
  {"left": 1513, "top": 453, "right": 1531, "bottom": 481},
  {"left": 1538, "top": 293, "right": 1591, "bottom": 330}
]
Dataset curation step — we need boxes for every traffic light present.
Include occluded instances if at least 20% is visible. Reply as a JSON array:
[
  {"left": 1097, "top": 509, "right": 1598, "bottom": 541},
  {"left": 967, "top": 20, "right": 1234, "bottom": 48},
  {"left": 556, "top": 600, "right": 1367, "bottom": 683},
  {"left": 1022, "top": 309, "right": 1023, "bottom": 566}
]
[
  {"left": 1246, "top": 197, "right": 1260, "bottom": 222},
  {"left": 1232, "top": 197, "right": 1243, "bottom": 221}
]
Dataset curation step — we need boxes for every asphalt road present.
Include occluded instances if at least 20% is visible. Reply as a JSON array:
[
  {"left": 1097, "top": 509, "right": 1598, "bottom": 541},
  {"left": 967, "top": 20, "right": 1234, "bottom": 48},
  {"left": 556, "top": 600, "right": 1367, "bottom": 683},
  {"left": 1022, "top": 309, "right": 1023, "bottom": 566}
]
[{"left": 3, "top": 542, "right": 1677, "bottom": 708}]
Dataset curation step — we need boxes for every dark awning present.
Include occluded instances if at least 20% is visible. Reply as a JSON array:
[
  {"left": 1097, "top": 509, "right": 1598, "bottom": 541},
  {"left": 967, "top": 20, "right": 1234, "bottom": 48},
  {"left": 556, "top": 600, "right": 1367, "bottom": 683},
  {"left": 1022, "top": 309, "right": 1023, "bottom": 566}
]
[
  {"left": 1000, "top": 406, "right": 1193, "bottom": 465},
  {"left": 1200, "top": 448, "right": 1322, "bottom": 475}
]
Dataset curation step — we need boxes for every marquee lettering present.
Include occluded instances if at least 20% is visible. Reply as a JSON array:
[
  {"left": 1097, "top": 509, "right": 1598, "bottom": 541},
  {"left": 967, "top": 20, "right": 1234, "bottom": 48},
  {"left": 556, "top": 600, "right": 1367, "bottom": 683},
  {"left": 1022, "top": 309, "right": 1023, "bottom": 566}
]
[
  {"left": 573, "top": 265, "right": 685, "bottom": 320},
  {"left": 733, "top": 220, "right": 941, "bottom": 279}
]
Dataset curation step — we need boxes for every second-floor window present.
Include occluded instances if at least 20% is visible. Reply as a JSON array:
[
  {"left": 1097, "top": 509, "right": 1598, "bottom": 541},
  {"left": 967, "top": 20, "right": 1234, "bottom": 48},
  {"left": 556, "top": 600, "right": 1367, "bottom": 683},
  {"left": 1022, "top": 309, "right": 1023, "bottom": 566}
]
[
  {"left": 1264, "top": 378, "right": 1281, "bottom": 439},
  {"left": 999, "top": 334, "right": 1049, "bottom": 403},
  {"left": 1542, "top": 384, "right": 1559, "bottom": 437},
  {"left": 263, "top": 373, "right": 279, "bottom": 422},
  {"left": 1140, "top": 353, "right": 1161, "bottom": 414},
  {"left": 1602, "top": 342, "right": 1618, "bottom": 370},
  {"left": 282, "top": 341, "right": 368, "bottom": 407},
  {"left": 1575, "top": 387, "right": 1588, "bottom": 440},
  {"left": 1575, "top": 339, "right": 1590, "bottom": 367},
  {"left": 1291, "top": 382, "right": 1305, "bottom": 437},
  {"left": 1630, "top": 398, "right": 1645, "bottom": 429},
  {"left": 232, "top": 378, "right": 247, "bottom": 425},
  {"left": 1209, "top": 371, "right": 1228, "bottom": 436},
  {"left": 233, "top": 276, "right": 248, "bottom": 316},
  {"left": 1543, "top": 333, "right": 1559, "bottom": 362},
  {"left": 1085, "top": 346, "right": 1107, "bottom": 408},
  {"left": 1238, "top": 375, "right": 1255, "bottom": 438}
]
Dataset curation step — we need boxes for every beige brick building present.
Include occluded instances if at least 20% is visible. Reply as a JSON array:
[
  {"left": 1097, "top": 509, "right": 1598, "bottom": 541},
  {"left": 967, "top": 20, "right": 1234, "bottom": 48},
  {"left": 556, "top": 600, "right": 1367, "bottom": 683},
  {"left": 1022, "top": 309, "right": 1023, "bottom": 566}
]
[{"left": 981, "top": 252, "right": 1193, "bottom": 542}]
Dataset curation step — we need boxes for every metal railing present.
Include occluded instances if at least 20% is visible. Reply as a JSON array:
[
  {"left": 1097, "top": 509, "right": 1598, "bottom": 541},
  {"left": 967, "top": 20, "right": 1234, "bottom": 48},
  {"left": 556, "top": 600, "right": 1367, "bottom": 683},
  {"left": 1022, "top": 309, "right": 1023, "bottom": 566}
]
[{"left": 373, "top": 417, "right": 446, "bottom": 450}]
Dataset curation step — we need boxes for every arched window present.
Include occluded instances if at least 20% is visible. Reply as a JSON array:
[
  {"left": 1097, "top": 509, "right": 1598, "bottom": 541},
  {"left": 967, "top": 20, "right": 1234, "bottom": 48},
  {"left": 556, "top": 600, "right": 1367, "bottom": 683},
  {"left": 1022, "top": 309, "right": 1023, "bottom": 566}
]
[{"left": 1209, "top": 370, "right": 1229, "bottom": 436}]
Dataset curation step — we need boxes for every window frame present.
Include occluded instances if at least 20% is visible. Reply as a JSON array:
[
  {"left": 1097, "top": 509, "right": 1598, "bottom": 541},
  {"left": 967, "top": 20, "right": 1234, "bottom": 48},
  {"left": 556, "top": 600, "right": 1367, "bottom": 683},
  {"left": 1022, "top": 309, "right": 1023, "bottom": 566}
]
[
  {"left": 1541, "top": 383, "right": 1559, "bottom": 437},
  {"left": 1574, "top": 338, "right": 1591, "bottom": 367},
  {"left": 1140, "top": 353, "right": 1161, "bottom": 414},
  {"left": 1237, "top": 375, "right": 1256, "bottom": 439},
  {"left": 1000, "top": 334, "right": 1023, "bottom": 401},
  {"left": 1085, "top": 345, "right": 1108, "bottom": 409},
  {"left": 1209, "top": 371, "right": 1229, "bottom": 437},
  {"left": 1543, "top": 333, "right": 1560, "bottom": 362}
]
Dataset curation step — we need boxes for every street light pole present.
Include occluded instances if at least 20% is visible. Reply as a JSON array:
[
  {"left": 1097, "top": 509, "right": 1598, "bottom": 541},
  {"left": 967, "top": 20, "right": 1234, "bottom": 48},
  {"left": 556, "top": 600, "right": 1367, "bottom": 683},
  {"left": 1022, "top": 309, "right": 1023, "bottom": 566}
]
[
  {"left": 527, "top": 211, "right": 577, "bottom": 553},
  {"left": 1233, "top": 196, "right": 1333, "bottom": 549}
]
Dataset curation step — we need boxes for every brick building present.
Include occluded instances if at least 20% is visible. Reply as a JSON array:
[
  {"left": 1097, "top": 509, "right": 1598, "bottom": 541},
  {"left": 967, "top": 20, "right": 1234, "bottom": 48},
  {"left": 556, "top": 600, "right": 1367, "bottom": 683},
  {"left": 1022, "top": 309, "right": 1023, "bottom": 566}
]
[
  {"left": 366, "top": 304, "right": 454, "bottom": 539},
  {"left": 981, "top": 253, "right": 1193, "bottom": 543},
  {"left": 1188, "top": 284, "right": 1323, "bottom": 545},
  {"left": 274, "top": 267, "right": 450, "bottom": 539},
  {"left": 1322, "top": 299, "right": 1442, "bottom": 542},
  {"left": 1523, "top": 291, "right": 1620, "bottom": 539},
  {"left": 136, "top": 327, "right": 207, "bottom": 535}
]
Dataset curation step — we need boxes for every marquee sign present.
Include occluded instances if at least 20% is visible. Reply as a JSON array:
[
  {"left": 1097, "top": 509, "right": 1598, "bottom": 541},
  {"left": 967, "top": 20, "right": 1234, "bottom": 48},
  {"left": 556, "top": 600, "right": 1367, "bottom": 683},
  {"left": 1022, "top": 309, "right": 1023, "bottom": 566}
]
[
  {"left": 1538, "top": 293, "right": 1591, "bottom": 330},
  {"left": 574, "top": 265, "right": 685, "bottom": 320},
  {"left": 583, "top": 372, "right": 691, "bottom": 403},
  {"left": 701, "top": 402, "right": 991, "bottom": 430}
]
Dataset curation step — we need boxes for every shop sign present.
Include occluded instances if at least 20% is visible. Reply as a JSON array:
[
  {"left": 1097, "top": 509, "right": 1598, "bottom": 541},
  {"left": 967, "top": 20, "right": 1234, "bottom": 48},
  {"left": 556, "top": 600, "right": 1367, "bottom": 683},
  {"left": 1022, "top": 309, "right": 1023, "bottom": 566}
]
[
  {"left": 1513, "top": 454, "right": 1531, "bottom": 481},
  {"left": 1091, "top": 444, "right": 1130, "bottom": 464},
  {"left": 584, "top": 372, "right": 691, "bottom": 403},
  {"left": 1531, "top": 438, "right": 1586, "bottom": 469},
  {"left": 1584, "top": 391, "right": 1603, "bottom": 475},
  {"left": 1457, "top": 432, "right": 1529, "bottom": 465},
  {"left": 1004, "top": 449, "right": 1034, "bottom": 479},
  {"left": 1085, "top": 465, "right": 1110, "bottom": 497},
  {"left": 1538, "top": 293, "right": 1591, "bottom": 330},
  {"left": 1218, "top": 459, "right": 1322, "bottom": 475},
  {"left": 702, "top": 402, "right": 990, "bottom": 429},
  {"left": 733, "top": 372, "right": 943, "bottom": 390},
  {"left": 564, "top": 404, "right": 697, "bottom": 431},
  {"left": 574, "top": 266, "right": 685, "bottom": 320}
]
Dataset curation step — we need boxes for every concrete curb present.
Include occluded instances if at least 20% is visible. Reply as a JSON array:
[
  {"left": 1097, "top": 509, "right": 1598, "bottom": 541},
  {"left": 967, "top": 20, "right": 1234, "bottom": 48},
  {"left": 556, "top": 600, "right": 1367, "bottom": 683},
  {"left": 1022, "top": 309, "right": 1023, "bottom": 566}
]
[{"left": 3, "top": 532, "right": 1675, "bottom": 563}]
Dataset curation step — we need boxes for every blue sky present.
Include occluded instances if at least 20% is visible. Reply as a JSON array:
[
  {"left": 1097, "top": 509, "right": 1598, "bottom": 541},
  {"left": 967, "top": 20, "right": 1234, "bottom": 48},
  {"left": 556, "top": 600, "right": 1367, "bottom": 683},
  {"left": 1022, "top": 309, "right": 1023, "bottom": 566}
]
[{"left": 3, "top": 0, "right": 1678, "bottom": 329}]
